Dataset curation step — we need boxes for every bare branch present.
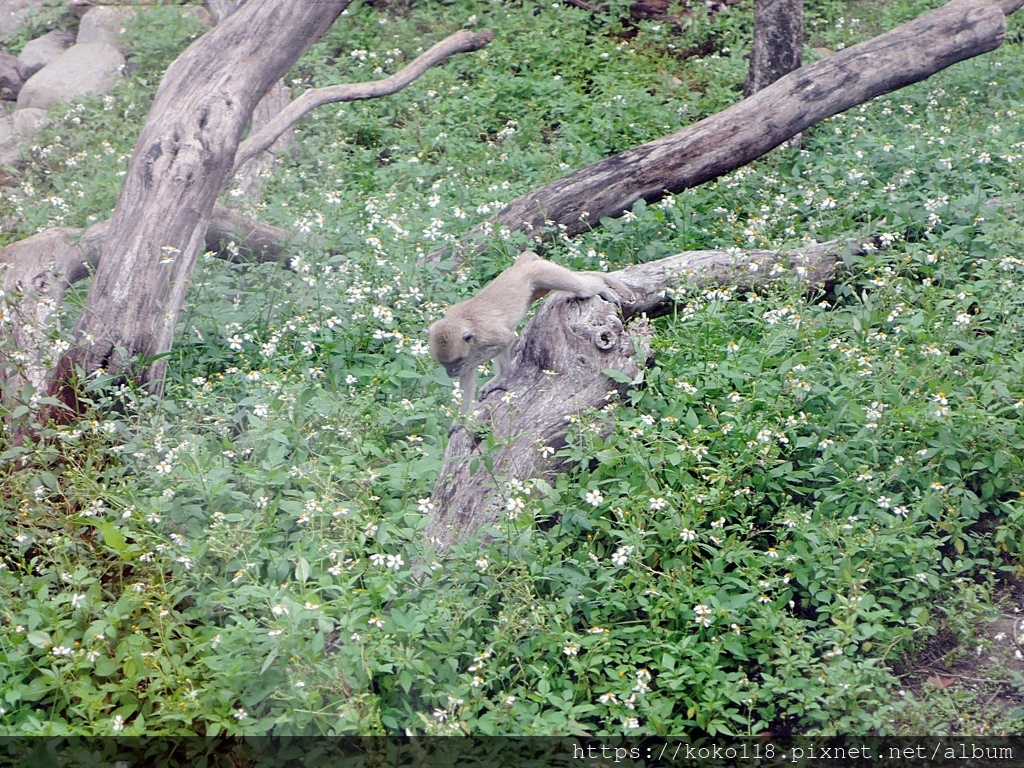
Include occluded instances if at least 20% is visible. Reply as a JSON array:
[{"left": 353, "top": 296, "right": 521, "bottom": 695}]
[{"left": 231, "top": 28, "right": 494, "bottom": 174}]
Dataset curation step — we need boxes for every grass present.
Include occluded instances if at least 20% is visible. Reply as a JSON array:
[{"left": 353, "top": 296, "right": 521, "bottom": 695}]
[{"left": 2, "top": 0, "right": 1024, "bottom": 747}]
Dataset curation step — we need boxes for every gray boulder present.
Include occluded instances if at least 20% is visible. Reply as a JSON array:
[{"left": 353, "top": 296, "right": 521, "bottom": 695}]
[
  {"left": 77, "top": 5, "right": 137, "bottom": 52},
  {"left": 0, "top": 50, "right": 22, "bottom": 100},
  {"left": 17, "top": 42, "right": 124, "bottom": 111},
  {"left": 0, "top": 0, "right": 42, "bottom": 34},
  {"left": 16, "top": 28, "right": 75, "bottom": 80},
  {"left": 0, "top": 106, "right": 50, "bottom": 165}
]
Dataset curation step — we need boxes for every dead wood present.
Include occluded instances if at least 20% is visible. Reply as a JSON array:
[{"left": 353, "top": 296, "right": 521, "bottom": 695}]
[
  {"left": 46, "top": 0, "right": 351, "bottom": 408},
  {"left": 424, "top": 239, "right": 858, "bottom": 550},
  {"left": 230, "top": 29, "right": 494, "bottom": 175},
  {"left": 431, "top": 0, "right": 1018, "bottom": 263},
  {"left": 0, "top": 204, "right": 294, "bottom": 405},
  {"left": 744, "top": 0, "right": 803, "bottom": 97}
]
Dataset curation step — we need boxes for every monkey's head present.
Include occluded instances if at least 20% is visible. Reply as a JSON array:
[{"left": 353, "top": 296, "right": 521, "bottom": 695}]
[
  {"left": 428, "top": 316, "right": 476, "bottom": 378},
  {"left": 429, "top": 315, "right": 502, "bottom": 379}
]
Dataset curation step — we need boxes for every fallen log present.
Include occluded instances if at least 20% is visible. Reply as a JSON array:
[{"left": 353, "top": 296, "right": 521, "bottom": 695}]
[{"left": 433, "top": 0, "right": 1020, "bottom": 262}]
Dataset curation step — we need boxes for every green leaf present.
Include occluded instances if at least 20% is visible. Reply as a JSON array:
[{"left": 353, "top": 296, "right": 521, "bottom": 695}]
[
  {"left": 260, "top": 647, "right": 279, "bottom": 675},
  {"left": 27, "top": 631, "right": 52, "bottom": 649},
  {"left": 93, "top": 521, "right": 127, "bottom": 554}
]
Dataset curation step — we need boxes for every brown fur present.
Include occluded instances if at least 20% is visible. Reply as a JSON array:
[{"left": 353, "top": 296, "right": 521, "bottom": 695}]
[{"left": 428, "top": 251, "right": 631, "bottom": 411}]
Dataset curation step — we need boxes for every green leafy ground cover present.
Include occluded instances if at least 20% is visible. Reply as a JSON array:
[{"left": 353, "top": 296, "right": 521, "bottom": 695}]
[{"left": 2, "top": 0, "right": 1024, "bottom": 740}]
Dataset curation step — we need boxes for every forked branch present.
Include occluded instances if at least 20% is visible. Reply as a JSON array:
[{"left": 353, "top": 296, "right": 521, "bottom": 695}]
[{"left": 231, "top": 29, "right": 494, "bottom": 173}]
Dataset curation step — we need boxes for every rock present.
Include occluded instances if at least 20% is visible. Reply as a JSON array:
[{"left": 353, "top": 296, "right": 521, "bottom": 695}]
[
  {"left": 67, "top": 0, "right": 98, "bottom": 19},
  {"left": 0, "top": 106, "right": 50, "bottom": 164},
  {"left": 183, "top": 5, "right": 215, "bottom": 28},
  {"left": 0, "top": 0, "right": 42, "bottom": 34},
  {"left": 17, "top": 28, "right": 76, "bottom": 80},
  {"left": 77, "top": 5, "right": 137, "bottom": 52},
  {"left": 0, "top": 50, "right": 22, "bottom": 100},
  {"left": 17, "top": 42, "right": 124, "bottom": 111}
]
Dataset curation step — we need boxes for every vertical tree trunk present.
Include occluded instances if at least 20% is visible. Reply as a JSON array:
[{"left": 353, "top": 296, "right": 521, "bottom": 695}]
[
  {"left": 51, "top": 0, "right": 349, "bottom": 407},
  {"left": 745, "top": 0, "right": 804, "bottom": 96}
]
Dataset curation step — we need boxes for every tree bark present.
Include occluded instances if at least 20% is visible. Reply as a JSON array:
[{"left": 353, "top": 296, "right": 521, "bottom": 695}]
[
  {"left": 205, "top": 0, "right": 294, "bottom": 203},
  {"left": 49, "top": 0, "right": 350, "bottom": 408},
  {"left": 434, "top": 0, "right": 1017, "bottom": 261},
  {"left": 424, "top": 240, "right": 855, "bottom": 550},
  {"left": 232, "top": 80, "right": 296, "bottom": 203},
  {"left": 744, "top": 0, "right": 803, "bottom": 97}
]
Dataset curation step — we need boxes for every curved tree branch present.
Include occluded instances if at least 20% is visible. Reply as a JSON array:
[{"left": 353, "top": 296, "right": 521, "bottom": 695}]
[{"left": 231, "top": 29, "right": 494, "bottom": 174}]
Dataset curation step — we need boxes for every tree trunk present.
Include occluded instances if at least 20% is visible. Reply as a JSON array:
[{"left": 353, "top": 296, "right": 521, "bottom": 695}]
[
  {"left": 205, "top": 0, "right": 294, "bottom": 203},
  {"left": 49, "top": 0, "right": 350, "bottom": 408},
  {"left": 0, "top": 210, "right": 292, "bottom": 420},
  {"left": 745, "top": 0, "right": 803, "bottom": 97},
  {"left": 424, "top": 240, "right": 853, "bottom": 550},
  {"left": 435, "top": 0, "right": 1017, "bottom": 261},
  {"left": 2, "top": 18, "right": 492, "bottom": 423}
]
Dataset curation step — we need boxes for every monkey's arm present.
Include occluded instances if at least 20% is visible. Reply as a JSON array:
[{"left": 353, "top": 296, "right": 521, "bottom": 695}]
[
  {"left": 429, "top": 252, "right": 632, "bottom": 414},
  {"left": 457, "top": 369, "right": 477, "bottom": 413},
  {"left": 453, "top": 321, "right": 516, "bottom": 412},
  {"left": 521, "top": 258, "right": 633, "bottom": 306}
]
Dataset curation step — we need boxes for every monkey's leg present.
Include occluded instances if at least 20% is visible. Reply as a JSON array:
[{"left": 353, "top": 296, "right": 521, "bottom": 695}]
[
  {"left": 457, "top": 369, "right": 477, "bottom": 413},
  {"left": 479, "top": 343, "right": 514, "bottom": 400}
]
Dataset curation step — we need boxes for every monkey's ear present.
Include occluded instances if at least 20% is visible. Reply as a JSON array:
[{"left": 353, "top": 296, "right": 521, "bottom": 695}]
[{"left": 462, "top": 330, "right": 476, "bottom": 342}]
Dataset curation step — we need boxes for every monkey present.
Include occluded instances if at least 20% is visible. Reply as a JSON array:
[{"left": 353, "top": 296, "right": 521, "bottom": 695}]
[{"left": 428, "top": 251, "right": 632, "bottom": 412}]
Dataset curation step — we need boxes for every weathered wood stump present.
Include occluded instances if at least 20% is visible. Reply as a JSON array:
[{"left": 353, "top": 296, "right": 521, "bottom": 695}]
[{"left": 424, "top": 239, "right": 854, "bottom": 549}]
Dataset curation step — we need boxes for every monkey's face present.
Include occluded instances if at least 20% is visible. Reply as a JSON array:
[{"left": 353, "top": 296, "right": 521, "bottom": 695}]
[
  {"left": 428, "top": 318, "right": 472, "bottom": 377},
  {"left": 428, "top": 318, "right": 496, "bottom": 378}
]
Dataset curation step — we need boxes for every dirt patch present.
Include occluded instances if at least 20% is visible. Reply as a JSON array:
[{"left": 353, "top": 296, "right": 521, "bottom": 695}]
[{"left": 897, "top": 591, "right": 1024, "bottom": 734}]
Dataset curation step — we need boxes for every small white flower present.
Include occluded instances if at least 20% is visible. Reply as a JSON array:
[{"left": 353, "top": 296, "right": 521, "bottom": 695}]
[
  {"left": 693, "top": 604, "right": 714, "bottom": 627},
  {"left": 611, "top": 545, "right": 634, "bottom": 567}
]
